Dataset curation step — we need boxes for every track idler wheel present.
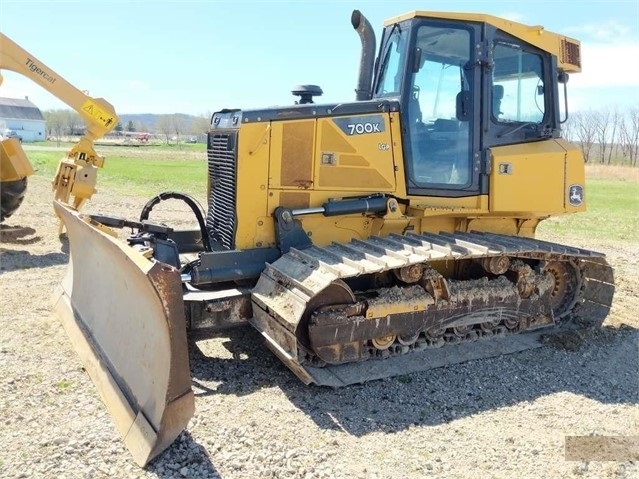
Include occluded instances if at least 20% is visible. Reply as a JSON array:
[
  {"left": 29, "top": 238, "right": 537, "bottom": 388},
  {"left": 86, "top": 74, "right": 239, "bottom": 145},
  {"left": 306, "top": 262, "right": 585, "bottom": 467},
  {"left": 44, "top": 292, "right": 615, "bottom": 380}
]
[
  {"left": 452, "top": 324, "right": 473, "bottom": 337},
  {"left": 503, "top": 317, "right": 520, "bottom": 331},
  {"left": 542, "top": 260, "right": 581, "bottom": 318},
  {"left": 304, "top": 280, "right": 358, "bottom": 363}
]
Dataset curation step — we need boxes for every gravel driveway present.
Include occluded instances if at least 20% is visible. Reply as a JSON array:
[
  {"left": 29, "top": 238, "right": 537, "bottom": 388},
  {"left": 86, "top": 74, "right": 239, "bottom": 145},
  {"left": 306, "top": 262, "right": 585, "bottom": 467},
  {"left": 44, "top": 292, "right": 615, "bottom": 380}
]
[{"left": 1, "top": 176, "right": 637, "bottom": 479}]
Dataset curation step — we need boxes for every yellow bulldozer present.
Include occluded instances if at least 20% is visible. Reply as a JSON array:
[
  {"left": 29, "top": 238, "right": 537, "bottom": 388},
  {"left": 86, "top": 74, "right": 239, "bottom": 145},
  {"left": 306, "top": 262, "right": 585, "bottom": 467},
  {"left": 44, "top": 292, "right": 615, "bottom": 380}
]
[
  {"left": 0, "top": 32, "right": 118, "bottom": 222},
  {"left": 52, "top": 10, "right": 614, "bottom": 466}
]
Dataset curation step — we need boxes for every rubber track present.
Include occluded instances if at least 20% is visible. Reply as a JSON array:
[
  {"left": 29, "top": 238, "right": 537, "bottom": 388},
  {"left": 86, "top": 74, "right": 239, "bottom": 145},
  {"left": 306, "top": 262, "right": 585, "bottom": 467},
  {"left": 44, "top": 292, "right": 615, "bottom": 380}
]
[{"left": 251, "top": 232, "right": 614, "bottom": 386}]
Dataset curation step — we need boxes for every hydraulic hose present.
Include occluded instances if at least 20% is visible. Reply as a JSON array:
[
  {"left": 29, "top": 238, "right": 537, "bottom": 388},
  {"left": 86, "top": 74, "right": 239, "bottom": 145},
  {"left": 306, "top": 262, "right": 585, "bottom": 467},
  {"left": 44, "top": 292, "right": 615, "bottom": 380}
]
[{"left": 139, "top": 191, "right": 211, "bottom": 252}]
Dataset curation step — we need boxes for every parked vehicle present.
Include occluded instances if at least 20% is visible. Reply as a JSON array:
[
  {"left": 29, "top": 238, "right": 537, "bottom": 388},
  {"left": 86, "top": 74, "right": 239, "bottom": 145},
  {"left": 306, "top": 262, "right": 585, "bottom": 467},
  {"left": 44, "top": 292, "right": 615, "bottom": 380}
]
[{"left": 2, "top": 129, "right": 22, "bottom": 143}]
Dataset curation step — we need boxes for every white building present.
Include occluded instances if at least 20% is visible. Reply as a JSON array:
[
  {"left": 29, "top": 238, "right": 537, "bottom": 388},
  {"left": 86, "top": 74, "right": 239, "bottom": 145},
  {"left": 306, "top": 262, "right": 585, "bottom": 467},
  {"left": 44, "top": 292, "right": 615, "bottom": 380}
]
[{"left": 0, "top": 96, "right": 46, "bottom": 142}]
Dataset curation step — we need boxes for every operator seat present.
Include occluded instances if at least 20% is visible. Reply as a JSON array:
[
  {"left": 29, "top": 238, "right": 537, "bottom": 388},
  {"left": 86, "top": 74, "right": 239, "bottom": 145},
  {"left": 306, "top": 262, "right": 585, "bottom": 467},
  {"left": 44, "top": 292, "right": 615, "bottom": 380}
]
[
  {"left": 407, "top": 92, "right": 428, "bottom": 166},
  {"left": 492, "top": 85, "right": 504, "bottom": 118}
]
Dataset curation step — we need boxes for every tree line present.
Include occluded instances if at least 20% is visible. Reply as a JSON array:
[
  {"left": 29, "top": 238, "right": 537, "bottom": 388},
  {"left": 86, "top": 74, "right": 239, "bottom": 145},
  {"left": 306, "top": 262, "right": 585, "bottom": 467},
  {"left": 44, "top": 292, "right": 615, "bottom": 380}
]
[
  {"left": 563, "top": 106, "right": 639, "bottom": 166},
  {"left": 42, "top": 110, "right": 211, "bottom": 144},
  {"left": 43, "top": 106, "right": 639, "bottom": 165}
]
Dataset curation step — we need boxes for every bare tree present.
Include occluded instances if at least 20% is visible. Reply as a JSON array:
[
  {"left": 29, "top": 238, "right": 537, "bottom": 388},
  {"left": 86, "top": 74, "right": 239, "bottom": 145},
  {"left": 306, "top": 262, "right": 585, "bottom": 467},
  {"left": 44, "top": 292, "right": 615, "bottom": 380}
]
[
  {"left": 570, "top": 111, "right": 597, "bottom": 163},
  {"left": 133, "top": 121, "right": 149, "bottom": 133},
  {"left": 42, "top": 110, "right": 56, "bottom": 138},
  {"left": 619, "top": 107, "right": 639, "bottom": 166},
  {"left": 171, "top": 114, "right": 187, "bottom": 143},
  {"left": 606, "top": 107, "right": 621, "bottom": 164},
  {"left": 562, "top": 114, "right": 577, "bottom": 143},
  {"left": 44, "top": 109, "right": 66, "bottom": 145},
  {"left": 190, "top": 113, "right": 210, "bottom": 138},
  {"left": 156, "top": 115, "right": 173, "bottom": 144},
  {"left": 594, "top": 109, "right": 612, "bottom": 164},
  {"left": 63, "top": 110, "right": 82, "bottom": 136}
]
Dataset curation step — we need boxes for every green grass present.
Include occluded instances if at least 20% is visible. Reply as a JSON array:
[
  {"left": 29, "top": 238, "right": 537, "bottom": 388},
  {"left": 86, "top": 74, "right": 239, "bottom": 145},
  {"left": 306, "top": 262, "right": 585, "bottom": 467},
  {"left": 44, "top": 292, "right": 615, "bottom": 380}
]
[
  {"left": 99, "top": 155, "right": 207, "bottom": 196},
  {"left": 539, "top": 177, "right": 639, "bottom": 243},
  {"left": 26, "top": 151, "right": 62, "bottom": 176},
  {"left": 27, "top": 146, "right": 207, "bottom": 197}
]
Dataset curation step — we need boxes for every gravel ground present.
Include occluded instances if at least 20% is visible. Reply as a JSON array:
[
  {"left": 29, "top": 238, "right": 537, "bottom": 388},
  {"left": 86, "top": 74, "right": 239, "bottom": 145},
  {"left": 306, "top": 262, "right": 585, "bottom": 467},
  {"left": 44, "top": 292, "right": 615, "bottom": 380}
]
[{"left": 0, "top": 175, "right": 637, "bottom": 479}]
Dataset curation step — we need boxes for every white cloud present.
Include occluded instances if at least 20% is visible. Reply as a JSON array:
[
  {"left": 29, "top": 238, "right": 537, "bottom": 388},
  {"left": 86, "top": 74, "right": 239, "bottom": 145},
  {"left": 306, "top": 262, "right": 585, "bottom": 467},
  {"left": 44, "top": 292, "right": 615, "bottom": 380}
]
[
  {"left": 568, "top": 37, "right": 639, "bottom": 110},
  {"left": 563, "top": 18, "right": 639, "bottom": 92},
  {"left": 565, "top": 20, "right": 633, "bottom": 43},
  {"left": 571, "top": 42, "right": 639, "bottom": 88}
]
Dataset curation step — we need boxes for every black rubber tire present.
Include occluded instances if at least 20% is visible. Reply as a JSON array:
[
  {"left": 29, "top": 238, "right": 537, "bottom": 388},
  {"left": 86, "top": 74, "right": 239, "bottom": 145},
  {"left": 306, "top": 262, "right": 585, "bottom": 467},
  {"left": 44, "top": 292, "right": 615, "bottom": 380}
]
[{"left": 0, "top": 177, "right": 28, "bottom": 223}]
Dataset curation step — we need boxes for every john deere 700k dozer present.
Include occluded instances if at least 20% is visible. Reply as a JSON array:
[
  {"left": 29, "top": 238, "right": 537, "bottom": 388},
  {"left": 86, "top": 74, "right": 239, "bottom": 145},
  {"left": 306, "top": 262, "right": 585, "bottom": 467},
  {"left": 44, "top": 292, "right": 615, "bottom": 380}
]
[{"left": 53, "top": 10, "right": 614, "bottom": 466}]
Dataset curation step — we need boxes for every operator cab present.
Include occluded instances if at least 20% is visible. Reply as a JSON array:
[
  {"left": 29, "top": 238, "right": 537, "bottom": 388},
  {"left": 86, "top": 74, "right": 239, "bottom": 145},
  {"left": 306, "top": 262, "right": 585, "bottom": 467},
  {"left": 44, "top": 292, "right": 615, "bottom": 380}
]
[{"left": 373, "top": 13, "right": 563, "bottom": 198}]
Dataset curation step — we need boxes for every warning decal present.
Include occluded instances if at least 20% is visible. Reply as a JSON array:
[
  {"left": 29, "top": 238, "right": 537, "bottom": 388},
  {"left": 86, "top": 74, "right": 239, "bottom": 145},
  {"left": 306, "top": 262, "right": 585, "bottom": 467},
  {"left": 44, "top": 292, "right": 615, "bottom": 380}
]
[{"left": 80, "top": 100, "right": 115, "bottom": 129}]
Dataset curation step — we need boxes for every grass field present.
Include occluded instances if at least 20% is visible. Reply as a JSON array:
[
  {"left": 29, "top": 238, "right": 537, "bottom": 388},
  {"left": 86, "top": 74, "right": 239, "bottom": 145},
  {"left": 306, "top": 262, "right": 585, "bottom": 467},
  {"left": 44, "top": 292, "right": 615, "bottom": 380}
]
[
  {"left": 26, "top": 146, "right": 638, "bottom": 243},
  {"left": 27, "top": 144, "right": 208, "bottom": 197},
  {"left": 538, "top": 165, "right": 638, "bottom": 242}
]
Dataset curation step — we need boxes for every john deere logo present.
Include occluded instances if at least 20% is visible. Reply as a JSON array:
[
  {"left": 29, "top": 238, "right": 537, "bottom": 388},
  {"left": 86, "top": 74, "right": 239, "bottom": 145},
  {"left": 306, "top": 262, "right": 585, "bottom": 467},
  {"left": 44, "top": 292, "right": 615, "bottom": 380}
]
[{"left": 568, "top": 184, "right": 584, "bottom": 206}]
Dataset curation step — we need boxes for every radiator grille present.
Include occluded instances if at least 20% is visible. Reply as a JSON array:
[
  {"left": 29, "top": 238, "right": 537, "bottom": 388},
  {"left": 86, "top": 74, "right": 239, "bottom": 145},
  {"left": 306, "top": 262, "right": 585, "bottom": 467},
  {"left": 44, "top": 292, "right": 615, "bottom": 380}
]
[{"left": 206, "top": 131, "right": 238, "bottom": 249}]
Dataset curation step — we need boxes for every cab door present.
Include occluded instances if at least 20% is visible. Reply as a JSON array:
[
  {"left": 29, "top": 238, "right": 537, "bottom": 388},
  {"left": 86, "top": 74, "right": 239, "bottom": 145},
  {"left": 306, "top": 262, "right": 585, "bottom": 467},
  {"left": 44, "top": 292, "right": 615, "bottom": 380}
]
[
  {"left": 485, "top": 32, "right": 567, "bottom": 214},
  {"left": 401, "top": 20, "right": 482, "bottom": 199}
]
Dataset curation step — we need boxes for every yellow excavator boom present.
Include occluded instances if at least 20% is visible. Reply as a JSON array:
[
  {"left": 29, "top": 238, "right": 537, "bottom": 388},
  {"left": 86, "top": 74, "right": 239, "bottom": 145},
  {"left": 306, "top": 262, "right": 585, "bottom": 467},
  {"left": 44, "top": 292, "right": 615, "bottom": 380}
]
[{"left": 0, "top": 32, "right": 118, "bottom": 209}]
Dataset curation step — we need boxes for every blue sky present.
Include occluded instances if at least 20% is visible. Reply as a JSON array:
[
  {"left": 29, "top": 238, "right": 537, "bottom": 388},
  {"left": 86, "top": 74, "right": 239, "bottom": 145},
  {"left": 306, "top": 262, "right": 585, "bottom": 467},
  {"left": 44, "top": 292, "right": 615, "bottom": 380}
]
[{"left": 1, "top": 0, "right": 637, "bottom": 116}]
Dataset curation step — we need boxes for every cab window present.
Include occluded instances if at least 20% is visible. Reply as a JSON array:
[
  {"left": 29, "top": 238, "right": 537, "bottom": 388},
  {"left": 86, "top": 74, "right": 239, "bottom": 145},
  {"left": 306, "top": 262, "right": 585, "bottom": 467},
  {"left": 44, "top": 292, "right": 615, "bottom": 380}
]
[
  {"left": 492, "top": 42, "right": 545, "bottom": 123},
  {"left": 376, "top": 25, "right": 409, "bottom": 97}
]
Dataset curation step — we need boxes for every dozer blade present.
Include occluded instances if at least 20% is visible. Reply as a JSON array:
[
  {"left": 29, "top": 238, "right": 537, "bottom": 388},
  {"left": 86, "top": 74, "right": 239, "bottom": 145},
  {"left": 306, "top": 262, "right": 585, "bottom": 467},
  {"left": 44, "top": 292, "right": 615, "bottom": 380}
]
[{"left": 52, "top": 201, "right": 194, "bottom": 466}]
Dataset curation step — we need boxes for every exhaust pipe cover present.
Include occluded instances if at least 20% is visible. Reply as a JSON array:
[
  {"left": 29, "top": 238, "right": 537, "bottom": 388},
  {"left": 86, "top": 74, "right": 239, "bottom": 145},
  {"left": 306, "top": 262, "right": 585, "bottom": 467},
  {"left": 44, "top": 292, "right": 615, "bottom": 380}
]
[{"left": 351, "top": 10, "right": 376, "bottom": 101}]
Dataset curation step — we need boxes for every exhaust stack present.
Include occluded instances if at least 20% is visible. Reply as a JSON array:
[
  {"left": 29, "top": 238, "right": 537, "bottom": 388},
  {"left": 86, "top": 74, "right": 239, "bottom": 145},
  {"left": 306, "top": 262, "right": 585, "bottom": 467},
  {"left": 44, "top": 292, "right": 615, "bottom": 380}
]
[{"left": 351, "top": 10, "right": 376, "bottom": 101}]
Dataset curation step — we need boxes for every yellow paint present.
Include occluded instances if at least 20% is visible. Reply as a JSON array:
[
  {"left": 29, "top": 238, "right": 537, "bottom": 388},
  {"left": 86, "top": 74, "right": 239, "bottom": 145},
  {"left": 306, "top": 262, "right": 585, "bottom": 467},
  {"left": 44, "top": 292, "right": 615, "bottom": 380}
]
[
  {"left": 384, "top": 11, "right": 581, "bottom": 73},
  {"left": 314, "top": 115, "right": 396, "bottom": 192},
  {"left": 489, "top": 140, "right": 567, "bottom": 214},
  {"left": 562, "top": 139, "right": 587, "bottom": 213},
  {"left": 366, "top": 297, "right": 426, "bottom": 319},
  {"left": 80, "top": 99, "right": 116, "bottom": 129},
  {"left": 232, "top": 106, "right": 585, "bottom": 249},
  {"left": 234, "top": 123, "right": 272, "bottom": 248},
  {"left": 0, "top": 138, "right": 33, "bottom": 181}
]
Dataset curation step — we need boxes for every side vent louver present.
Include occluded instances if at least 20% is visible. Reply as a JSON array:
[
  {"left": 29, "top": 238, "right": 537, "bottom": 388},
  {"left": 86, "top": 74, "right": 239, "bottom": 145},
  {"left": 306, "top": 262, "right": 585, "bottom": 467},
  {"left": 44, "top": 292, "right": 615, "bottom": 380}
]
[
  {"left": 206, "top": 131, "right": 238, "bottom": 249},
  {"left": 561, "top": 39, "right": 581, "bottom": 69}
]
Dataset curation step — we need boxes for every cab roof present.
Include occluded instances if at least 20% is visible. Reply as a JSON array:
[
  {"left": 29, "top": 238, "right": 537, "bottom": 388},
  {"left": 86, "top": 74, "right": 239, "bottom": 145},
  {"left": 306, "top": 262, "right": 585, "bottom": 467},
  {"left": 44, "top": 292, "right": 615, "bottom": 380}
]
[{"left": 384, "top": 11, "right": 581, "bottom": 73}]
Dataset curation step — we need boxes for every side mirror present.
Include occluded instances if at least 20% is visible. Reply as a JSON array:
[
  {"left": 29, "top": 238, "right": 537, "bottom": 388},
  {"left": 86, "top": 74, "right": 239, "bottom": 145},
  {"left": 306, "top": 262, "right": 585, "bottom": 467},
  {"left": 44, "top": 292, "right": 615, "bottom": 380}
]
[
  {"left": 456, "top": 91, "right": 470, "bottom": 121},
  {"left": 558, "top": 71, "right": 570, "bottom": 123}
]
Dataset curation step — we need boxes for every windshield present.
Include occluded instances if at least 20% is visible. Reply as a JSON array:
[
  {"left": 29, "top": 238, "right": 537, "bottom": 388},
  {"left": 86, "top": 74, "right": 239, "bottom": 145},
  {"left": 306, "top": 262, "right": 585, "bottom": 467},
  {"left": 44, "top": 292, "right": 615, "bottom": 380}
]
[{"left": 375, "top": 24, "right": 408, "bottom": 97}]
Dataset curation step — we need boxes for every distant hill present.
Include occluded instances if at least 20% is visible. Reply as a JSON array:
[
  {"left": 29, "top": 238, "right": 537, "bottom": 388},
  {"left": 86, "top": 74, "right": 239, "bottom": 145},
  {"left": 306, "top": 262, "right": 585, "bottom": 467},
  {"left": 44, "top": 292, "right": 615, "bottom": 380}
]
[{"left": 118, "top": 113, "right": 198, "bottom": 132}]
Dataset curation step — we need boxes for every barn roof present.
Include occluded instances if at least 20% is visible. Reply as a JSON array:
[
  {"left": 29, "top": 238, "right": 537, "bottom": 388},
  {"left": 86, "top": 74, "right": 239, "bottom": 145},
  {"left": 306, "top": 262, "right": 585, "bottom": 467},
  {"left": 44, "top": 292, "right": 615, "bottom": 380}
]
[{"left": 0, "top": 97, "right": 45, "bottom": 121}]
